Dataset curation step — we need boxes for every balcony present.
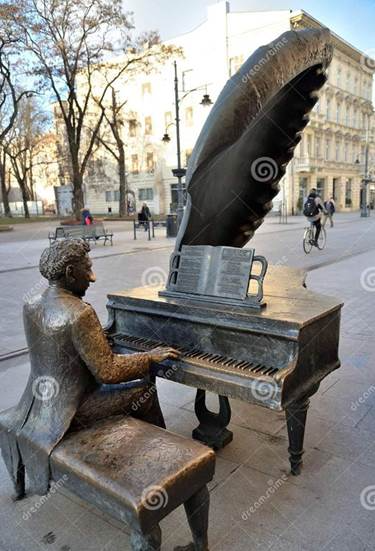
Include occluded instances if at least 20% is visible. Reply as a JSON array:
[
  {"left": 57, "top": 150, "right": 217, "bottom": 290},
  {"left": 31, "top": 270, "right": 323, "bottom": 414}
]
[{"left": 294, "top": 157, "right": 320, "bottom": 172}]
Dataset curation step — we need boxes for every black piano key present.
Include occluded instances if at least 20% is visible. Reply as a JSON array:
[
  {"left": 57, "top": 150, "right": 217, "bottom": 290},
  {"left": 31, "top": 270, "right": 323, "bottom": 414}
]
[
  {"left": 253, "top": 365, "right": 266, "bottom": 373},
  {"left": 209, "top": 354, "right": 219, "bottom": 363},
  {"left": 197, "top": 353, "right": 211, "bottom": 361}
]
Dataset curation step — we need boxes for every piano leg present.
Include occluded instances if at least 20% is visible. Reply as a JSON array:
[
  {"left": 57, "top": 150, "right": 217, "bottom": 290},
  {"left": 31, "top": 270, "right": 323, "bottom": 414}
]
[
  {"left": 285, "top": 383, "right": 319, "bottom": 475},
  {"left": 192, "top": 389, "right": 233, "bottom": 450}
]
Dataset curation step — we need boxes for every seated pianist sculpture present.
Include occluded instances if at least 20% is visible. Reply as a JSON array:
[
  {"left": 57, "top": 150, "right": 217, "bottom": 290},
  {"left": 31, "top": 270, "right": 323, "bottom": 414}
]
[{"left": 0, "top": 239, "right": 178, "bottom": 498}]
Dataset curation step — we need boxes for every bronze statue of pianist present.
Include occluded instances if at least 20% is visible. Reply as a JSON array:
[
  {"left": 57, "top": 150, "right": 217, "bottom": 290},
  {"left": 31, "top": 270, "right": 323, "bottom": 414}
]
[{"left": 0, "top": 239, "right": 178, "bottom": 498}]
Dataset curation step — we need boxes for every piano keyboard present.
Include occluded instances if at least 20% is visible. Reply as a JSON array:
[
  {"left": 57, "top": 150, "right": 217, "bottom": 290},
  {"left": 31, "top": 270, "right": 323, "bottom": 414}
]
[{"left": 112, "top": 333, "right": 280, "bottom": 379}]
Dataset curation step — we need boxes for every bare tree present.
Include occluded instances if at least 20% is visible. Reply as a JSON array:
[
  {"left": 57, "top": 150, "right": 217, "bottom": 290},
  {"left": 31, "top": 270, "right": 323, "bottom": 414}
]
[
  {"left": 0, "top": 31, "right": 31, "bottom": 216},
  {"left": 94, "top": 39, "right": 181, "bottom": 217},
  {"left": 95, "top": 87, "right": 128, "bottom": 216},
  {"left": 5, "top": 96, "right": 46, "bottom": 217},
  {"left": 4, "top": 0, "right": 179, "bottom": 219}
]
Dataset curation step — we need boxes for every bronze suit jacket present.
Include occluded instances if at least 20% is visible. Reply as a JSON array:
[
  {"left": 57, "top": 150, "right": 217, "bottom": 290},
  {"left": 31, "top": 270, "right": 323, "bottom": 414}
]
[{"left": 0, "top": 284, "right": 150, "bottom": 495}]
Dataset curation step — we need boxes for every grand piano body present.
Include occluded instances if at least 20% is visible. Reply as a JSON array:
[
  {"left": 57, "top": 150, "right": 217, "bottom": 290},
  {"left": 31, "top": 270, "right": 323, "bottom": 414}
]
[
  {"left": 106, "top": 27, "right": 339, "bottom": 474},
  {"left": 107, "top": 266, "right": 342, "bottom": 474}
]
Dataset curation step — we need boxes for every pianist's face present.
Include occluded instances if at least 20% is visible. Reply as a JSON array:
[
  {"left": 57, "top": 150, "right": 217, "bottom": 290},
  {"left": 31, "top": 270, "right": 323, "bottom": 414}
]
[{"left": 65, "top": 255, "right": 96, "bottom": 297}]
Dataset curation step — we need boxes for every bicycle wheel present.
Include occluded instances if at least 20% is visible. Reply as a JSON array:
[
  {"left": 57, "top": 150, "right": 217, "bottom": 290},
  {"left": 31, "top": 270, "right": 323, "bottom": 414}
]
[
  {"left": 303, "top": 227, "right": 313, "bottom": 254},
  {"left": 317, "top": 227, "right": 326, "bottom": 250}
]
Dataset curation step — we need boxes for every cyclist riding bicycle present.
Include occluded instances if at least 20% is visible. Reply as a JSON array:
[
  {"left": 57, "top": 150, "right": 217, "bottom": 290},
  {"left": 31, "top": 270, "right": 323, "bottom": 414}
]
[{"left": 303, "top": 188, "right": 326, "bottom": 247}]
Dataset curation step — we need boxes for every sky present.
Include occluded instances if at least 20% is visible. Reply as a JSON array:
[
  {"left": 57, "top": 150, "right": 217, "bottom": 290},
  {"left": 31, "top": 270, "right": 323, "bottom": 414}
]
[{"left": 124, "top": 0, "right": 375, "bottom": 56}]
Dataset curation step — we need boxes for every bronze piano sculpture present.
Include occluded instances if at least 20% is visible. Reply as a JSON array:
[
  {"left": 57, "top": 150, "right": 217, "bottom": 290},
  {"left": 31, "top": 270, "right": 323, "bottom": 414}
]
[
  {"left": 0, "top": 26, "right": 340, "bottom": 551},
  {"left": 107, "top": 27, "right": 343, "bottom": 475}
]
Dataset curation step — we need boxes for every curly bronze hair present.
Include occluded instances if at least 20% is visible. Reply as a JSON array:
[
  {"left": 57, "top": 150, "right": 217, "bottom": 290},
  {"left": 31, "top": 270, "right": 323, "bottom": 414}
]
[{"left": 39, "top": 239, "right": 91, "bottom": 281}]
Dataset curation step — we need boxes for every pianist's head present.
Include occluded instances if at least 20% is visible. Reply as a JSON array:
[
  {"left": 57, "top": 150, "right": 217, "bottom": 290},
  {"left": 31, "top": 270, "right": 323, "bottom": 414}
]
[{"left": 39, "top": 239, "right": 96, "bottom": 297}]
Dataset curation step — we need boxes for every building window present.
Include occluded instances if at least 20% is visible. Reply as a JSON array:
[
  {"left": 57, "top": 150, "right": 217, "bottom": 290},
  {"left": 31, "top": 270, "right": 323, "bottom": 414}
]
[
  {"left": 138, "top": 188, "right": 154, "bottom": 201},
  {"left": 326, "top": 99, "right": 331, "bottom": 120},
  {"left": 335, "top": 140, "right": 340, "bottom": 161},
  {"left": 336, "top": 103, "right": 341, "bottom": 124},
  {"left": 145, "top": 116, "right": 153, "bottom": 135},
  {"left": 353, "top": 109, "right": 358, "bottom": 128},
  {"left": 345, "top": 106, "right": 350, "bottom": 126},
  {"left": 185, "top": 106, "right": 193, "bottom": 127},
  {"left": 325, "top": 139, "right": 331, "bottom": 160},
  {"left": 345, "top": 179, "right": 352, "bottom": 207},
  {"left": 229, "top": 55, "right": 244, "bottom": 76},
  {"left": 317, "top": 178, "right": 325, "bottom": 198},
  {"left": 142, "top": 82, "right": 151, "bottom": 96},
  {"left": 344, "top": 142, "right": 349, "bottom": 162},
  {"left": 336, "top": 67, "right": 341, "bottom": 87},
  {"left": 185, "top": 149, "right": 192, "bottom": 167},
  {"left": 131, "top": 154, "right": 139, "bottom": 174},
  {"left": 105, "top": 191, "right": 113, "bottom": 202},
  {"left": 146, "top": 152, "right": 155, "bottom": 173},
  {"left": 315, "top": 137, "right": 321, "bottom": 158},
  {"left": 170, "top": 183, "right": 187, "bottom": 211},
  {"left": 165, "top": 111, "right": 173, "bottom": 128},
  {"left": 129, "top": 119, "right": 137, "bottom": 137},
  {"left": 307, "top": 135, "right": 312, "bottom": 156},
  {"left": 114, "top": 190, "right": 120, "bottom": 201},
  {"left": 182, "top": 69, "right": 193, "bottom": 92}
]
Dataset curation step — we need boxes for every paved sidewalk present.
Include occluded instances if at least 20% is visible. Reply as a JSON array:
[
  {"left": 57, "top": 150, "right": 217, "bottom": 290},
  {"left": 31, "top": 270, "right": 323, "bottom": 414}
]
[{"left": 1, "top": 211, "right": 375, "bottom": 550}]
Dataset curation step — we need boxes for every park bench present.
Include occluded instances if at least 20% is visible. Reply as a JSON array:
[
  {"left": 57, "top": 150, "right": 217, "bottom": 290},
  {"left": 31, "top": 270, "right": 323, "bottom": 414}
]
[
  {"left": 48, "top": 222, "right": 113, "bottom": 246},
  {"left": 0, "top": 413, "right": 215, "bottom": 550}
]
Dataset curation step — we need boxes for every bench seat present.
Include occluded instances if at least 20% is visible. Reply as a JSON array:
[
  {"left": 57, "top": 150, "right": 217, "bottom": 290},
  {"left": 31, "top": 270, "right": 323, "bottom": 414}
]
[
  {"left": 0, "top": 412, "right": 215, "bottom": 550},
  {"left": 51, "top": 416, "right": 215, "bottom": 533}
]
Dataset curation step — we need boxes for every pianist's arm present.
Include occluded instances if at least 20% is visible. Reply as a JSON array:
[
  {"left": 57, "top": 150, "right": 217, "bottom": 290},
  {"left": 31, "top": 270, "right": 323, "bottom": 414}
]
[{"left": 72, "top": 304, "right": 154, "bottom": 384}]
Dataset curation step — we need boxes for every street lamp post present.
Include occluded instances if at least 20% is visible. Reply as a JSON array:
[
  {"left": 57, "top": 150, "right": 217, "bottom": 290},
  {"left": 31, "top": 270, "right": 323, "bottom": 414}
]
[
  {"left": 173, "top": 61, "right": 186, "bottom": 229},
  {"left": 162, "top": 61, "right": 213, "bottom": 230},
  {"left": 360, "top": 115, "right": 374, "bottom": 217},
  {"left": 361, "top": 140, "right": 370, "bottom": 217}
]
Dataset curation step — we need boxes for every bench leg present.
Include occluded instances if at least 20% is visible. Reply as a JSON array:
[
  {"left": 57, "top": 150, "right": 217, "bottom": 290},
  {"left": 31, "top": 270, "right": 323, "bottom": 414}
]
[
  {"left": 130, "top": 525, "right": 161, "bottom": 551},
  {"left": 175, "top": 486, "right": 210, "bottom": 551}
]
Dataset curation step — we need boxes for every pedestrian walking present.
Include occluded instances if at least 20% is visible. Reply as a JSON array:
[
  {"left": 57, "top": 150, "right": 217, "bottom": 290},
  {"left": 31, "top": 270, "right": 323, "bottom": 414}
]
[
  {"left": 324, "top": 197, "right": 335, "bottom": 228},
  {"left": 140, "top": 202, "right": 152, "bottom": 232}
]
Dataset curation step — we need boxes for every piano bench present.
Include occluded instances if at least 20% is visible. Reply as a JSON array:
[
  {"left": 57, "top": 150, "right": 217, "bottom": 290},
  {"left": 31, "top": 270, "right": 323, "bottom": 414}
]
[{"left": 0, "top": 415, "right": 215, "bottom": 551}]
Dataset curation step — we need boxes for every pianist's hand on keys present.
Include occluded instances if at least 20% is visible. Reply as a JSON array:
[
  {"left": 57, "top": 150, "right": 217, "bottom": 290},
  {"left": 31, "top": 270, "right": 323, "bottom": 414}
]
[{"left": 149, "top": 347, "right": 180, "bottom": 363}]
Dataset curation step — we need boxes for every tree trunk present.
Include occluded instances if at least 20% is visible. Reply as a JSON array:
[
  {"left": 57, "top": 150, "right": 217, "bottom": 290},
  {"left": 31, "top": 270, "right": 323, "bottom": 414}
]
[
  {"left": 20, "top": 183, "right": 30, "bottom": 218},
  {"left": 118, "top": 145, "right": 127, "bottom": 217},
  {"left": 0, "top": 154, "right": 11, "bottom": 217},
  {"left": 72, "top": 169, "right": 84, "bottom": 220}
]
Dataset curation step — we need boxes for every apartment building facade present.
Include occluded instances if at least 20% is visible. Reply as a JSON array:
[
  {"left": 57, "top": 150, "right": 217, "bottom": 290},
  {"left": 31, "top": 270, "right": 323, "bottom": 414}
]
[{"left": 69, "top": 1, "right": 375, "bottom": 215}]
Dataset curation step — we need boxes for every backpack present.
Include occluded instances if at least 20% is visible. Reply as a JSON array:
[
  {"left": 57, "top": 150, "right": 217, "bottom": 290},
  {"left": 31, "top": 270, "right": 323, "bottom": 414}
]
[{"left": 303, "top": 197, "right": 319, "bottom": 217}]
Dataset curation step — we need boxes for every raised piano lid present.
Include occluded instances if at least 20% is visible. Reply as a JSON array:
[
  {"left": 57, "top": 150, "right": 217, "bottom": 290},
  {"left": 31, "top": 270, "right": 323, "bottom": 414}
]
[{"left": 107, "top": 265, "right": 343, "bottom": 342}]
